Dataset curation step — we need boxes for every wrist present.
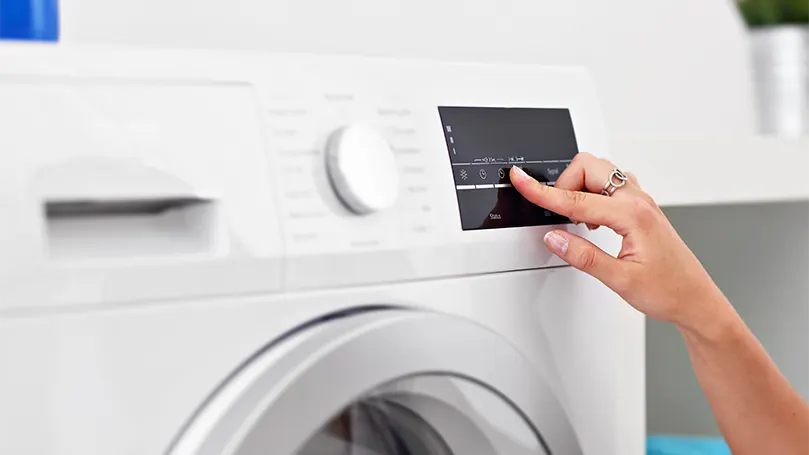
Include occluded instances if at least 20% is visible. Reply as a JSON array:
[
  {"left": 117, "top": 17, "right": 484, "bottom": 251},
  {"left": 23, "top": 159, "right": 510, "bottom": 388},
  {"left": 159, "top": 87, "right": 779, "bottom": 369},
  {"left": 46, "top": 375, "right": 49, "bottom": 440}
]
[{"left": 673, "top": 291, "right": 743, "bottom": 344}]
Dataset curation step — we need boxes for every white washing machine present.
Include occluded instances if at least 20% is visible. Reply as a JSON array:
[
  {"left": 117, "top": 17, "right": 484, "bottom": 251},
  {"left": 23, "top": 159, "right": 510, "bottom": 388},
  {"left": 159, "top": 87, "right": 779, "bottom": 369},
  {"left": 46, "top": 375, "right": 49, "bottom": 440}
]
[{"left": 0, "top": 45, "right": 645, "bottom": 455}]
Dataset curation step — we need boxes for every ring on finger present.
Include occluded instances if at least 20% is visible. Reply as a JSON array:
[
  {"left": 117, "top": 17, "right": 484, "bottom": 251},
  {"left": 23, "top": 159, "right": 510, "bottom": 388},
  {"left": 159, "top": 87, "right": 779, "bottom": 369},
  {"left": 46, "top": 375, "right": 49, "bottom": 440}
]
[{"left": 601, "top": 168, "right": 629, "bottom": 196}]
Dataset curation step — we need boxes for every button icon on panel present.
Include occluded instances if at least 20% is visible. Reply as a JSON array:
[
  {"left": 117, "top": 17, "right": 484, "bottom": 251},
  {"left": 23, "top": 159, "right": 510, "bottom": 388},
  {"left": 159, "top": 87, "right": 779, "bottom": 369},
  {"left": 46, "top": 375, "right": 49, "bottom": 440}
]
[
  {"left": 498, "top": 168, "right": 506, "bottom": 179},
  {"left": 460, "top": 169, "right": 468, "bottom": 180},
  {"left": 479, "top": 169, "right": 487, "bottom": 180}
]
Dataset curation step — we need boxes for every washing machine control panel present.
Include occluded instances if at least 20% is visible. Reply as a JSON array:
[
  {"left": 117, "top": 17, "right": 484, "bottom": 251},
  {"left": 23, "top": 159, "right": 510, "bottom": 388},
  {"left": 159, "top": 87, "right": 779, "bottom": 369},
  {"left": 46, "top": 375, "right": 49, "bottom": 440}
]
[
  {"left": 244, "top": 55, "right": 611, "bottom": 288},
  {"left": 437, "top": 106, "right": 578, "bottom": 230},
  {"left": 0, "top": 46, "right": 612, "bottom": 305}
]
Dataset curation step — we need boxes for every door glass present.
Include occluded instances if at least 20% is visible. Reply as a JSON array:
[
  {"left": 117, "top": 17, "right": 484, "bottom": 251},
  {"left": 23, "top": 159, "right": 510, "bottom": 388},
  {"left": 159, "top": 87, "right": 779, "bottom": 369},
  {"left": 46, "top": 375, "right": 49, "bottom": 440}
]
[
  {"left": 297, "top": 398, "right": 451, "bottom": 455},
  {"left": 296, "top": 375, "right": 547, "bottom": 455}
]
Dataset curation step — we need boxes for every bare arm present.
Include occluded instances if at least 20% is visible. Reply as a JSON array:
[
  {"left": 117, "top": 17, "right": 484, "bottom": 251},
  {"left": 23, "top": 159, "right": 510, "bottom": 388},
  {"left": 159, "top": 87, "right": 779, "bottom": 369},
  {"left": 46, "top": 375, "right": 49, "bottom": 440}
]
[
  {"left": 678, "top": 297, "right": 808, "bottom": 455},
  {"left": 510, "top": 154, "right": 809, "bottom": 454}
]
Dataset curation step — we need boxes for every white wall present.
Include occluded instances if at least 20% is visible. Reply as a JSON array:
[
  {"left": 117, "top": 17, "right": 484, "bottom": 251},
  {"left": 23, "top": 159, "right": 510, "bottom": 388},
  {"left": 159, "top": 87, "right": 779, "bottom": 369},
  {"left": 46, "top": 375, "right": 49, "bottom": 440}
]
[
  {"left": 58, "top": 0, "right": 757, "bottom": 137},
  {"left": 647, "top": 202, "right": 809, "bottom": 435}
]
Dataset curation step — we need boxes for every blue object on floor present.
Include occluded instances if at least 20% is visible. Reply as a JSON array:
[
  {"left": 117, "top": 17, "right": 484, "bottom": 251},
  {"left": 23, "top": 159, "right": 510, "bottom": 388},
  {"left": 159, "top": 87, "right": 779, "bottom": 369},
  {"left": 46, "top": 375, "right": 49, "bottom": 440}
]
[
  {"left": 647, "top": 435, "right": 731, "bottom": 455},
  {"left": 0, "top": 0, "right": 59, "bottom": 41}
]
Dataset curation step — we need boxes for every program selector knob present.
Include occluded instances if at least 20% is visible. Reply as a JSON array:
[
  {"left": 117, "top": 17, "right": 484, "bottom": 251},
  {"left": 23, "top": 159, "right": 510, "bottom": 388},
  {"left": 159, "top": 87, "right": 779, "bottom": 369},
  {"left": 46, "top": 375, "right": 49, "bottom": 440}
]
[{"left": 325, "top": 124, "right": 400, "bottom": 215}]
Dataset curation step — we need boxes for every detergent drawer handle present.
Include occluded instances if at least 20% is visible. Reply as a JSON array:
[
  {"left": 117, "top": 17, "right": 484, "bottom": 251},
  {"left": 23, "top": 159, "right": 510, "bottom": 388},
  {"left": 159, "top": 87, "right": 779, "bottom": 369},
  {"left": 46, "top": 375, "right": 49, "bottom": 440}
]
[
  {"left": 44, "top": 196, "right": 212, "bottom": 219},
  {"left": 42, "top": 195, "right": 222, "bottom": 261}
]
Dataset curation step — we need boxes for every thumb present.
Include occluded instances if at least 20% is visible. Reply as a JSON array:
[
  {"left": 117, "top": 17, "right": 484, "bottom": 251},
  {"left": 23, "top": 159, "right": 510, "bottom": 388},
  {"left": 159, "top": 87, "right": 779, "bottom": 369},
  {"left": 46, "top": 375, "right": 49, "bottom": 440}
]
[{"left": 543, "top": 230, "right": 630, "bottom": 291}]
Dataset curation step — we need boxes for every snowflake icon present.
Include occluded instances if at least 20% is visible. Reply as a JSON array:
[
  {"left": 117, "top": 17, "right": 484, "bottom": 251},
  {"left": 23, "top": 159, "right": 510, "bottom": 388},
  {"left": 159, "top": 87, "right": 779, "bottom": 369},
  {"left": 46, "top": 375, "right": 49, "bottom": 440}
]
[{"left": 460, "top": 169, "right": 468, "bottom": 180}]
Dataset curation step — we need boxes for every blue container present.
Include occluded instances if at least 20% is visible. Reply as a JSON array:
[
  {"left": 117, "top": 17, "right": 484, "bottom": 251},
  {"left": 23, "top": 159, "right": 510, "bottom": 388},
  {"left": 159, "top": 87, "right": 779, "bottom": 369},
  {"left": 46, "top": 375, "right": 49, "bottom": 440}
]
[
  {"left": 0, "top": 0, "right": 59, "bottom": 41},
  {"left": 647, "top": 435, "right": 731, "bottom": 455}
]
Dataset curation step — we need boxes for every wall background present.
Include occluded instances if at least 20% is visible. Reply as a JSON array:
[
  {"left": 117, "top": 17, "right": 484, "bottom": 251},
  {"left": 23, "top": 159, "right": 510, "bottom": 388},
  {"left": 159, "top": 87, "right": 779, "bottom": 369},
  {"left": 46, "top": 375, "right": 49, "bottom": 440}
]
[{"left": 58, "top": 0, "right": 757, "bottom": 137}]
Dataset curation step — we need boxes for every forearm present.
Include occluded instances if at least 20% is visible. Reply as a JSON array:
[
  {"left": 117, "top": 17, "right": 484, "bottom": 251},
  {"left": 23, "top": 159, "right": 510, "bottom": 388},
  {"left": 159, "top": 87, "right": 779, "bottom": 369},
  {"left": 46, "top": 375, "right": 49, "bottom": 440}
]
[{"left": 677, "top": 296, "right": 809, "bottom": 455}]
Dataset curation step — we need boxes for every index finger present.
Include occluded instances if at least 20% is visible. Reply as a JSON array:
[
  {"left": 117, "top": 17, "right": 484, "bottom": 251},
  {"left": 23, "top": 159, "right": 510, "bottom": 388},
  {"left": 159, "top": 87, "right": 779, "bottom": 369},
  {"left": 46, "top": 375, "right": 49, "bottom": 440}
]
[{"left": 510, "top": 166, "right": 631, "bottom": 234}]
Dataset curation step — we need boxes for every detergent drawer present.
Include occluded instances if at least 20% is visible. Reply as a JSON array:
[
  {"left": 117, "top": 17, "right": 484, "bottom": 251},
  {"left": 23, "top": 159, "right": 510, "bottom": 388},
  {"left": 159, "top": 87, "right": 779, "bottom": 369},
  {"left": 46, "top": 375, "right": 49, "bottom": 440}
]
[{"left": 0, "top": 79, "right": 282, "bottom": 310}]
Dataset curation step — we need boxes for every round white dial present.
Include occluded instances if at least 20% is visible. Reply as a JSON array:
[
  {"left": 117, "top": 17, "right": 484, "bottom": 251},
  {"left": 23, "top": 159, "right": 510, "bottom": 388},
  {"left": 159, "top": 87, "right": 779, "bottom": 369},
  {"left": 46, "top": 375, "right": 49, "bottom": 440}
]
[{"left": 325, "top": 124, "right": 399, "bottom": 215}]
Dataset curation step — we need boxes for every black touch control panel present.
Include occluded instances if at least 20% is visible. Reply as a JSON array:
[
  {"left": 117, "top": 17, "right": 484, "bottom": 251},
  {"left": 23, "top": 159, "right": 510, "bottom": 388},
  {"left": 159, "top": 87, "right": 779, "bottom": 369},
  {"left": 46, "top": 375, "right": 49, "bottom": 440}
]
[{"left": 437, "top": 107, "right": 579, "bottom": 230}]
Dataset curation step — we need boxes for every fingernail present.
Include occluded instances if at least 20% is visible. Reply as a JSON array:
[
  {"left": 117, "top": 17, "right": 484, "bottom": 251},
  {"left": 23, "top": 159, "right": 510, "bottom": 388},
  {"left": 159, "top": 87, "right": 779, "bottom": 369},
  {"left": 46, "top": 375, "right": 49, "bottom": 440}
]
[
  {"left": 511, "top": 166, "right": 527, "bottom": 181},
  {"left": 544, "top": 231, "right": 568, "bottom": 256}
]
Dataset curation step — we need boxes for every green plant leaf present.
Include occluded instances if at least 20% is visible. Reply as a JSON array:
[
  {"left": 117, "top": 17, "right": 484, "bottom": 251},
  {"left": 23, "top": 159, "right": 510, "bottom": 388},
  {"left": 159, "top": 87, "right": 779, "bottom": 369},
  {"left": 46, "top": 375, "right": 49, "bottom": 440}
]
[
  {"left": 780, "top": 0, "right": 809, "bottom": 24},
  {"left": 737, "top": 0, "right": 782, "bottom": 26}
]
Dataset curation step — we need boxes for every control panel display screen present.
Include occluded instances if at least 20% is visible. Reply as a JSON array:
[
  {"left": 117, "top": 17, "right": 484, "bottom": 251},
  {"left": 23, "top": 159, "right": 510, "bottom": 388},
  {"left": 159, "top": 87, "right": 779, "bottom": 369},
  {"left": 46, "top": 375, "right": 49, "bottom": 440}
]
[{"left": 438, "top": 107, "right": 579, "bottom": 230}]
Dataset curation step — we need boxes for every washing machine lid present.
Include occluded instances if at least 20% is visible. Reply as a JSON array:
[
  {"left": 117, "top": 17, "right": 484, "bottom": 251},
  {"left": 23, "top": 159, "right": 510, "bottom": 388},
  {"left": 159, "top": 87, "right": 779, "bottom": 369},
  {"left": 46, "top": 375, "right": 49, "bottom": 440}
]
[{"left": 167, "top": 309, "right": 582, "bottom": 455}]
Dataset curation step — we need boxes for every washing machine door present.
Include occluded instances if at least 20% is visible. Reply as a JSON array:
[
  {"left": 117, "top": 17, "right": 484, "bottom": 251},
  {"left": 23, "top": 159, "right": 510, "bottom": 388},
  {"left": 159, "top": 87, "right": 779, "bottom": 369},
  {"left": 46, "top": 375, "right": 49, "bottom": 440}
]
[{"left": 167, "top": 309, "right": 582, "bottom": 455}]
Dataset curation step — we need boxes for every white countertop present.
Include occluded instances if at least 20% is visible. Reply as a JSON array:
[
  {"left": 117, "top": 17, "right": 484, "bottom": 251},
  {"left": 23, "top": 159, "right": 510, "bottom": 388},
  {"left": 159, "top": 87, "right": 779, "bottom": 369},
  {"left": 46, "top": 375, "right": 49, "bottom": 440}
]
[{"left": 611, "top": 136, "right": 809, "bottom": 207}]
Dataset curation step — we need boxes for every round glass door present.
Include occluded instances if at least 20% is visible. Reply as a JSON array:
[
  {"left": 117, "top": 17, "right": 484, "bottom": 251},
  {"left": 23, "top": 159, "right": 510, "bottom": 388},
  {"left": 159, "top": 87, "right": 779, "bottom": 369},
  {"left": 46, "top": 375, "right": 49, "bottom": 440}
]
[
  {"left": 297, "top": 375, "right": 546, "bottom": 454},
  {"left": 167, "top": 310, "right": 582, "bottom": 455}
]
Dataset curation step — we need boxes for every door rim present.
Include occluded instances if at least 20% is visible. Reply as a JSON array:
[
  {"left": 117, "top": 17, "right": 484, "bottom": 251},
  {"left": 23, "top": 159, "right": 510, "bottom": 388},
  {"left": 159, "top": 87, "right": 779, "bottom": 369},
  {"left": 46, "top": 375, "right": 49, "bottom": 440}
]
[{"left": 166, "top": 308, "right": 583, "bottom": 455}]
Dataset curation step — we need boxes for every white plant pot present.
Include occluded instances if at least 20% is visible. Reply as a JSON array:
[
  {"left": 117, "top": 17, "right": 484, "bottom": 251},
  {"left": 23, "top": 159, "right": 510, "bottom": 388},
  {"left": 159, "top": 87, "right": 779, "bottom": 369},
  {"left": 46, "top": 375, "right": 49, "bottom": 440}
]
[{"left": 750, "top": 25, "right": 809, "bottom": 137}]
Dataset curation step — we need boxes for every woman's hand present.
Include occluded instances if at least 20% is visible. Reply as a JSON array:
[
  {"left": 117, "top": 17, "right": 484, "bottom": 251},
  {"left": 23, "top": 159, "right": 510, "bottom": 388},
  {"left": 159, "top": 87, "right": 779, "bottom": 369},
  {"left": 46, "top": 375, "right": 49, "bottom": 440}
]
[
  {"left": 510, "top": 153, "right": 730, "bottom": 333},
  {"left": 513, "top": 152, "right": 809, "bottom": 455}
]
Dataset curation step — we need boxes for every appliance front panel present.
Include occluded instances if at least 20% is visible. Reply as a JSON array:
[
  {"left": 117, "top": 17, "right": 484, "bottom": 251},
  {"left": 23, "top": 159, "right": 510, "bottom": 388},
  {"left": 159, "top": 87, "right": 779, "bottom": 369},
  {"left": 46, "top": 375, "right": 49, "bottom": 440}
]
[
  {"left": 0, "top": 45, "right": 614, "bottom": 303},
  {"left": 0, "top": 265, "right": 643, "bottom": 455}
]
